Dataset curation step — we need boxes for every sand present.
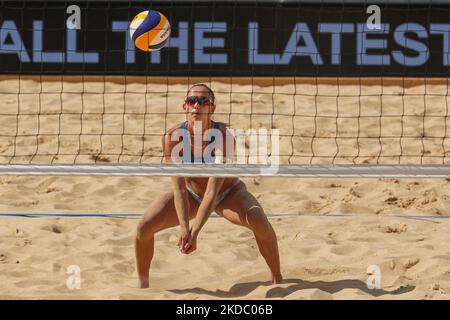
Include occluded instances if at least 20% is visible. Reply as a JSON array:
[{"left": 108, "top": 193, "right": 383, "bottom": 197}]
[
  {"left": 0, "top": 77, "right": 450, "bottom": 299},
  {"left": 1, "top": 205, "right": 450, "bottom": 299}
]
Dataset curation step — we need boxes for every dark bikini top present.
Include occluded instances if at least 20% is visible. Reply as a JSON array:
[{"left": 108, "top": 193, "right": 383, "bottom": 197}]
[{"left": 180, "top": 121, "right": 220, "bottom": 163}]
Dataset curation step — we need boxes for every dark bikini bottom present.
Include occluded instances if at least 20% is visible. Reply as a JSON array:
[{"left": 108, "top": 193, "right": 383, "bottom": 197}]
[{"left": 186, "top": 179, "right": 241, "bottom": 205}]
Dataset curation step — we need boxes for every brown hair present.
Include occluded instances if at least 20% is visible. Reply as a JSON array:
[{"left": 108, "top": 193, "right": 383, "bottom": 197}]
[{"left": 186, "top": 83, "right": 215, "bottom": 104}]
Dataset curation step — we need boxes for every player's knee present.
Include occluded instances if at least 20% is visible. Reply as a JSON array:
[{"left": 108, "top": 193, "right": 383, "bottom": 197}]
[
  {"left": 247, "top": 209, "right": 273, "bottom": 237},
  {"left": 136, "top": 218, "right": 155, "bottom": 240},
  {"left": 136, "top": 193, "right": 172, "bottom": 240},
  {"left": 136, "top": 213, "right": 162, "bottom": 240}
]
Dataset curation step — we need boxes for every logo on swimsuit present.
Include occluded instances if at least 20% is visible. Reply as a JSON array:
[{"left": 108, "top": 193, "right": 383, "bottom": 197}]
[{"left": 170, "top": 121, "right": 279, "bottom": 174}]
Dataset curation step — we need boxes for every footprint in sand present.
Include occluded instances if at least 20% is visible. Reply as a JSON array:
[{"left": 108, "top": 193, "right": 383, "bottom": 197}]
[
  {"left": 41, "top": 225, "right": 63, "bottom": 234},
  {"left": 52, "top": 263, "right": 62, "bottom": 272},
  {"left": 329, "top": 244, "right": 358, "bottom": 256},
  {"left": 43, "top": 187, "right": 61, "bottom": 194},
  {"left": 15, "top": 239, "right": 32, "bottom": 247},
  {"left": 384, "top": 258, "right": 420, "bottom": 272},
  {"left": 382, "top": 224, "right": 408, "bottom": 234},
  {"left": 403, "top": 258, "right": 420, "bottom": 270},
  {"left": 92, "top": 185, "right": 116, "bottom": 197},
  {"left": 13, "top": 228, "right": 26, "bottom": 237},
  {"left": 36, "top": 177, "right": 58, "bottom": 189},
  {"left": 71, "top": 182, "right": 92, "bottom": 194},
  {"left": 14, "top": 200, "right": 39, "bottom": 207},
  {"left": 0, "top": 253, "right": 7, "bottom": 264},
  {"left": 299, "top": 246, "right": 322, "bottom": 255}
]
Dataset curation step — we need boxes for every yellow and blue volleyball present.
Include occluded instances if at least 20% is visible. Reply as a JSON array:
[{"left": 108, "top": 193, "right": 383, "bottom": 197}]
[{"left": 129, "top": 10, "right": 171, "bottom": 52}]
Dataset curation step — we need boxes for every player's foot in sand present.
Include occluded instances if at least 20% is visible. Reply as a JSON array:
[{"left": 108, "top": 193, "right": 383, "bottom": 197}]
[
  {"left": 139, "top": 278, "right": 149, "bottom": 288},
  {"left": 272, "top": 273, "right": 283, "bottom": 284}
]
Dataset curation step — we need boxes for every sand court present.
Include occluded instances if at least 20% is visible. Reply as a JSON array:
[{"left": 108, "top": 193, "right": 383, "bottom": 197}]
[
  {"left": 1, "top": 212, "right": 450, "bottom": 299},
  {"left": 0, "top": 78, "right": 450, "bottom": 299}
]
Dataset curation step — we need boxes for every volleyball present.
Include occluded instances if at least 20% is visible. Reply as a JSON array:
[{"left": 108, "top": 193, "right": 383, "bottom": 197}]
[{"left": 129, "top": 10, "right": 171, "bottom": 52}]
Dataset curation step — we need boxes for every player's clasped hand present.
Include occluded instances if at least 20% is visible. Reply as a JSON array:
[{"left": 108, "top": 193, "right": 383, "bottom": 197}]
[
  {"left": 178, "top": 225, "right": 190, "bottom": 251},
  {"left": 178, "top": 227, "right": 197, "bottom": 254}
]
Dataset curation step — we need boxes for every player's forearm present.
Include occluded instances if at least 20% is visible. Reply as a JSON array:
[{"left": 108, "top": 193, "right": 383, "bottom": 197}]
[
  {"left": 192, "top": 178, "right": 225, "bottom": 235},
  {"left": 174, "top": 189, "right": 190, "bottom": 228},
  {"left": 172, "top": 178, "right": 190, "bottom": 228}
]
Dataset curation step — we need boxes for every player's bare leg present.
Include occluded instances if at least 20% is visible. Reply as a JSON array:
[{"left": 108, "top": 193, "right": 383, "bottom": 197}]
[
  {"left": 135, "top": 192, "right": 198, "bottom": 288},
  {"left": 217, "top": 182, "right": 282, "bottom": 284}
]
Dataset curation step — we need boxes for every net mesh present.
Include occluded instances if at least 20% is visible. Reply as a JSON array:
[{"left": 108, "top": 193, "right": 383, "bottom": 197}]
[{"left": 0, "top": 76, "right": 449, "bottom": 166}]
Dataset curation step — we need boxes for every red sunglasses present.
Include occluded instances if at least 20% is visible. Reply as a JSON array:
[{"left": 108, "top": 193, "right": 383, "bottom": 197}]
[{"left": 184, "top": 96, "right": 212, "bottom": 106}]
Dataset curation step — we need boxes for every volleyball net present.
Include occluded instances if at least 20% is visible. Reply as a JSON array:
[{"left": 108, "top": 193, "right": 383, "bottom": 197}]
[{"left": 0, "top": 0, "right": 449, "bottom": 177}]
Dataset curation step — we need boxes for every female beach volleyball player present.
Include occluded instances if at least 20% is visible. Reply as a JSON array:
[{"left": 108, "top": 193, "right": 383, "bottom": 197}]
[{"left": 135, "top": 84, "right": 282, "bottom": 288}]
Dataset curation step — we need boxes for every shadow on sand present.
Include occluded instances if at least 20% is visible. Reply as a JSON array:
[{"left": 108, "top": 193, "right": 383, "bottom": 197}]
[{"left": 169, "top": 278, "right": 415, "bottom": 298}]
